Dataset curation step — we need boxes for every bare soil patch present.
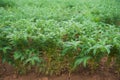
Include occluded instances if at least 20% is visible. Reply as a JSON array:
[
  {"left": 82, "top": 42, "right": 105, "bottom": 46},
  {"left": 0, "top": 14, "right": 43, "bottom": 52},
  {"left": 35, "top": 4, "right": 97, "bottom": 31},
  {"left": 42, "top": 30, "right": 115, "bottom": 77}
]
[{"left": 0, "top": 62, "right": 119, "bottom": 80}]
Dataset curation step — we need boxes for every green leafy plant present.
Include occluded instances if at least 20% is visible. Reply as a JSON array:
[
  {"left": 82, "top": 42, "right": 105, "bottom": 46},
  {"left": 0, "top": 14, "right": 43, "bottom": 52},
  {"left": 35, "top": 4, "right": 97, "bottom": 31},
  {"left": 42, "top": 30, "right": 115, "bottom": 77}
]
[
  {"left": 0, "top": 0, "right": 15, "bottom": 7},
  {"left": 0, "top": 0, "right": 120, "bottom": 75}
]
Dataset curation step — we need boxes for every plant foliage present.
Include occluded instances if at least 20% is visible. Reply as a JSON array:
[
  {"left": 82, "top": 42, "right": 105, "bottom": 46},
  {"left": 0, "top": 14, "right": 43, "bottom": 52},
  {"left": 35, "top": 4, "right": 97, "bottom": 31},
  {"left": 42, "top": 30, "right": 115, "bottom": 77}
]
[{"left": 0, "top": 0, "right": 120, "bottom": 75}]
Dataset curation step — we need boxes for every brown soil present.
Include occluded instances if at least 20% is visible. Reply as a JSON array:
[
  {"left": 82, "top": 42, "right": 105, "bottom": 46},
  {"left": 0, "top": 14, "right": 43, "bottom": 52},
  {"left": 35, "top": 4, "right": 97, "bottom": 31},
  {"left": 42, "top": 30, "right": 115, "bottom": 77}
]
[
  {"left": 0, "top": 57, "right": 120, "bottom": 80},
  {"left": 0, "top": 64, "right": 119, "bottom": 80}
]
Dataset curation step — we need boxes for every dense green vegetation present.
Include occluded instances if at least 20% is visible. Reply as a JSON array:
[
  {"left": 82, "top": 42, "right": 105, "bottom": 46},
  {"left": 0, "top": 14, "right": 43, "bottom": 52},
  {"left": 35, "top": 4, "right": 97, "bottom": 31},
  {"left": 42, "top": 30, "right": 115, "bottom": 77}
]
[{"left": 0, "top": 0, "right": 120, "bottom": 75}]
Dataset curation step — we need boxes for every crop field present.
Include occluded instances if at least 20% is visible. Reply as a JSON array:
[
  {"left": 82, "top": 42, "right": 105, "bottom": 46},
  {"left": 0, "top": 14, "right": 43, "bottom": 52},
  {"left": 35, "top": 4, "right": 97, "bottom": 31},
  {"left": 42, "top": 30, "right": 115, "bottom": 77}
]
[{"left": 0, "top": 0, "right": 120, "bottom": 76}]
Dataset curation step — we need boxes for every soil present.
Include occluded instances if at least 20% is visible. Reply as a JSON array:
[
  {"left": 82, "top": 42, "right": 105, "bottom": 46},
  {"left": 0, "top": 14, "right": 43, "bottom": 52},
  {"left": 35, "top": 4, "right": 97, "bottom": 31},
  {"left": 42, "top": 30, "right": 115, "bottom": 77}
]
[{"left": 0, "top": 57, "right": 120, "bottom": 80}]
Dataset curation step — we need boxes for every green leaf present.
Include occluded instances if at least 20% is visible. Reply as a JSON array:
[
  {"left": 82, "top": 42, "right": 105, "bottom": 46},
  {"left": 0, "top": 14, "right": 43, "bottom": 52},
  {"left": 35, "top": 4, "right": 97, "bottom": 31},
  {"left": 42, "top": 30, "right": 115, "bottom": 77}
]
[
  {"left": 74, "top": 56, "right": 91, "bottom": 68},
  {"left": 2, "top": 46, "right": 11, "bottom": 53},
  {"left": 105, "top": 45, "right": 112, "bottom": 54},
  {"left": 61, "top": 48, "right": 69, "bottom": 56},
  {"left": 83, "top": 56, "right": 91, "bottom": 67},
  {"left": 13, "top": 51, "right": 21, "bottom": 60}
]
